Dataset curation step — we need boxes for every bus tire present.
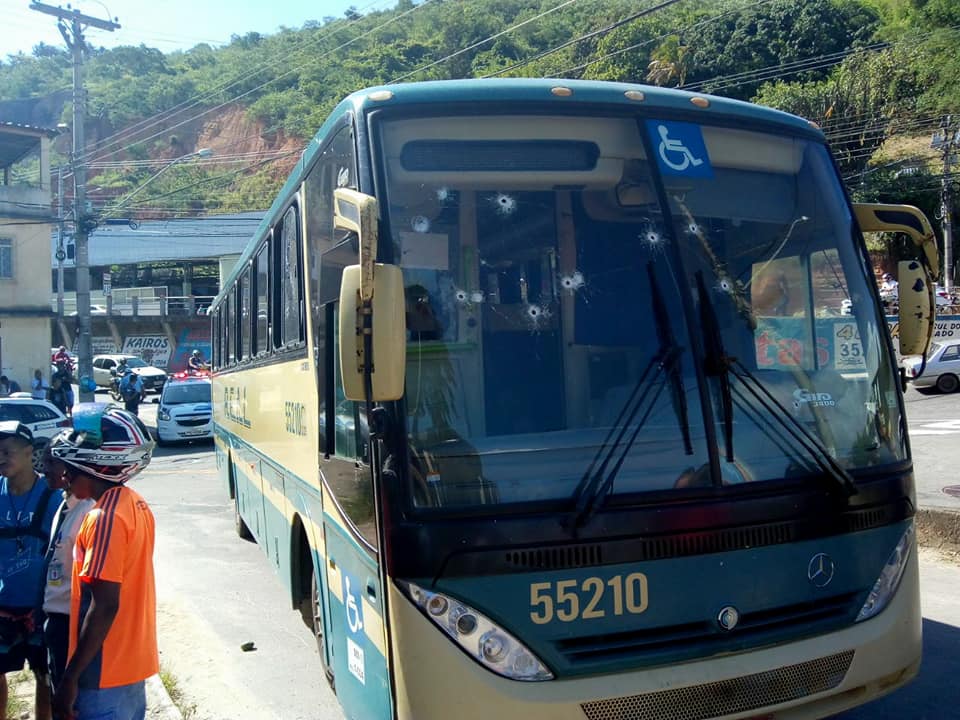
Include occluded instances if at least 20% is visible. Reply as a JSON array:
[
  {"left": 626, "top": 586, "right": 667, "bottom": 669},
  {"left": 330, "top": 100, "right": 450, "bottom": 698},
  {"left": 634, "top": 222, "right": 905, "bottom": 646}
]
[
  {"left": 235, "top": 496, "right": 253, "bottom": 541},
  {"left": 307, "top": 571, "right": 335, "bottom": 690}
]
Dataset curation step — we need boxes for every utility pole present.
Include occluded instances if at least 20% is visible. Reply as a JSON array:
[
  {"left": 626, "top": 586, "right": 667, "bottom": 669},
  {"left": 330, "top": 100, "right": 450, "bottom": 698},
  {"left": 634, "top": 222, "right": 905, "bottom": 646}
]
[
  {"left": 933, "top": 115, "right": 959, "bottom": 293},
  {"left": 30, "top": 2, "right": 119, "bottom": 401},
  {"left": 55, "top": 165, "right": 65, "bottom": 317}
]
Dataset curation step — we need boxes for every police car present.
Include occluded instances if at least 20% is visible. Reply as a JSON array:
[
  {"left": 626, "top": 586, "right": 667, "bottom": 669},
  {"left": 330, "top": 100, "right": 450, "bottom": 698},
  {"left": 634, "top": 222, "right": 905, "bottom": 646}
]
[
  {"left": 0, "top": 397, "right": 72, "bottom": 470},
  {"left": 155, "top": 372, "right": 212, "bottom": 444}
]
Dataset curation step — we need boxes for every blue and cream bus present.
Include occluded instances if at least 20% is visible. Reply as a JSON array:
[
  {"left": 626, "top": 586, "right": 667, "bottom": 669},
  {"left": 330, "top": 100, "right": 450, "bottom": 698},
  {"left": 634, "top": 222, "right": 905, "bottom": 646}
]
[{"left": 210, "top": 79, "right": 938, "bottom": 720}]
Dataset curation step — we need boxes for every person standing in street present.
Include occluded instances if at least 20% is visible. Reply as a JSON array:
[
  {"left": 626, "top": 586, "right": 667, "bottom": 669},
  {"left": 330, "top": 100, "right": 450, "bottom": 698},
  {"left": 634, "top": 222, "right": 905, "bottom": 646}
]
[
  {"left": 0, "top": 421, "right": 58, "bottom": 720},
  {"left": 31, "top": 370, "right": 49, "bottom": 401},
  {"left": 119, "top": 371, "right": 144, "bottom": 417},
  {"left": 49, "top": 404, "right": 156, "bottom": 720},
  {"left": 47, "top": 377, "right": 70, "bottom": 418},
  {"left": 41, "top": 448, "right": 94, "bottom": 697}
]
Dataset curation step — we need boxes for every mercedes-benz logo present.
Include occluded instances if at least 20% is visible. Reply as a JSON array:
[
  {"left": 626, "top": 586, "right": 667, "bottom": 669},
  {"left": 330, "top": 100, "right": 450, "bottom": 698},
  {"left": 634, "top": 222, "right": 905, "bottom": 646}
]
[
  {"left": 807, "top": 553, "right": 835, "bottom": 588},
  {"left": 717, "top": 606, "right": 739, "bottom": 631}
]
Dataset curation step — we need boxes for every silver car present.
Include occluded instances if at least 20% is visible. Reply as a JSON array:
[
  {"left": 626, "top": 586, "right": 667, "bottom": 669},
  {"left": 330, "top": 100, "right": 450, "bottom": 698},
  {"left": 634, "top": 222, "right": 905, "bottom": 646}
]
[
  {"left": 92, "top": 354, "right": 167, "bottom": 393},
  {"left": 903, "top": 341, "right": 960, "bottom": 393}
]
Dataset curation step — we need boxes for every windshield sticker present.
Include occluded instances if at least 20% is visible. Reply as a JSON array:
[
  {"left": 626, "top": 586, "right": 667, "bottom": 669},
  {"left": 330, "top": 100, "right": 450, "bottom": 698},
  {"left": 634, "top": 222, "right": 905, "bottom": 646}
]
[
  {"left": 793, "top": 389, "right": 836, "bottom": 409},
  {"left": 646, "top": 120, "right": 713, "bottom": 178}
]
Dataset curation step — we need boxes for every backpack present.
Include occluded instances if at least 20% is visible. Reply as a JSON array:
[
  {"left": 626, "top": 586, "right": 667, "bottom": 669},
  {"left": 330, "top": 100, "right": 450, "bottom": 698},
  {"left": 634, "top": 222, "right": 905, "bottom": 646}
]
[{"left": 121, "top": 377, "right": 139, "bottom": 401}]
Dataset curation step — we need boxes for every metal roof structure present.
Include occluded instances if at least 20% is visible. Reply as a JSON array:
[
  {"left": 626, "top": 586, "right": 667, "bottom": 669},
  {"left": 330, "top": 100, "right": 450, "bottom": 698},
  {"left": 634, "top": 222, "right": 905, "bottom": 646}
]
[
  {"left": 51, "top": 211, "right": 264, "bottom": 267},
  {"left": 0, "top": 120, "right": 58, "bottom": 169}
]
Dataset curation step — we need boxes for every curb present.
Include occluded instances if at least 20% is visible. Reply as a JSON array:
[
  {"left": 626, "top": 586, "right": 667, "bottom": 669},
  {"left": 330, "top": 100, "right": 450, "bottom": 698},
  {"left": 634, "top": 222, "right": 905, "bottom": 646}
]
[
  {"left": 916, "top": 507, "right": 960, "bottom": 551},
  {"left": 146, "top": 674, "right": 184, "bottom": 720}
]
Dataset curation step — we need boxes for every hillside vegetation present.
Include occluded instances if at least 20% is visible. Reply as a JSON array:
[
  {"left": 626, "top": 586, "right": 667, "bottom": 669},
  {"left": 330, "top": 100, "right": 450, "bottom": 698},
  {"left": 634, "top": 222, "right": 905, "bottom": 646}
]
[{"left": 1, "top": 0, "right": 957, "bottom": 224}]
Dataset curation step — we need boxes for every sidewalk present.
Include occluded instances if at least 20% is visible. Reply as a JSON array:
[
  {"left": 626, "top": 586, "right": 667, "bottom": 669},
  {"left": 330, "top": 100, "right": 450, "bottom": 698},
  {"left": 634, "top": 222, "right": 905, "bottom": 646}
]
[{"left": 7, "top": 672, "right": 182, "bottom": 720}]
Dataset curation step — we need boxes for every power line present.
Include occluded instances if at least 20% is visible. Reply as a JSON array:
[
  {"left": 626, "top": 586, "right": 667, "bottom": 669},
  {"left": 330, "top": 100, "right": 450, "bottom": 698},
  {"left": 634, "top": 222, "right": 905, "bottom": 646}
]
[
  {"left": 77, "top": 0, "right": 399, "bottom": 165},
  {"left": 481, "top": 0, "right": 684, "bottom": 79},
  {"left": 388, "top": 0, "right": 583, "bottom": 83}
]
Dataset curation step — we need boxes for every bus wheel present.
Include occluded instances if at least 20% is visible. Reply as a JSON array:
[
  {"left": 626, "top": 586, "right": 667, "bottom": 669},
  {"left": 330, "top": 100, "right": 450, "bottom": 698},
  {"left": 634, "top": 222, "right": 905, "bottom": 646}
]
[
  {"left": 310, "top": 571, "right": 335, "bottom": 690},
  {"left": 234, "top": 497, "right": 253, "bottom": 541}
]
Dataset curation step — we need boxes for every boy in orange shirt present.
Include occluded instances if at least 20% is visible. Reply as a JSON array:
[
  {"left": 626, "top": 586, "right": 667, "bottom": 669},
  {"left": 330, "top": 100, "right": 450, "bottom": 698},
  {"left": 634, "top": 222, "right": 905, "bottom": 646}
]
[{"left": 47, "top": 404, "right": 156, "bottom": 720}]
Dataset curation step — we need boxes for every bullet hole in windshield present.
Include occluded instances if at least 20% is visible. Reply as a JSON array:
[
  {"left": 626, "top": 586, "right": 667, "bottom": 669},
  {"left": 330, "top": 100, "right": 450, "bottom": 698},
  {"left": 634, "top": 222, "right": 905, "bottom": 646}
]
[
  {"left": 638, "top": 222, "right": 666, "bottom": 252},
  {"left": 559, "top": 271, "right": 585, "bottom": 294},
  {"left": 453, "top": 288, "right": 485, "bottom": 307},
  {"left": 490, "top": 192, "right": 517, "bottom": 217},
  {"left": 411, "top": 215, "right": 431, "bottom": 233}
]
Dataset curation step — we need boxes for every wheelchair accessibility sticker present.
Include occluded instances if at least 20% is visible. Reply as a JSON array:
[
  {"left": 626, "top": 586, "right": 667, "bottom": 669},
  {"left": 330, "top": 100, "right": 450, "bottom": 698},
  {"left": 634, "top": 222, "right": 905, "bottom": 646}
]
[
  {"left": 646, "top": 120, "right": 713, "bottom": 178},
  {"left": 343, "top": 574, "right": 366, "bottom": 684}
]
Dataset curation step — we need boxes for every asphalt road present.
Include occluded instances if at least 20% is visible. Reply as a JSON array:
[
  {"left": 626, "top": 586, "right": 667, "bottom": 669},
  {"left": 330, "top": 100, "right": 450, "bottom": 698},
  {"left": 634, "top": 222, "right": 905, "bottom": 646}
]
[
  {"left": 902, "top": 385, "right": 960, "bottom": 511},
  {"left": 127, "top": 388, "right": 960, "bottom": 720}
]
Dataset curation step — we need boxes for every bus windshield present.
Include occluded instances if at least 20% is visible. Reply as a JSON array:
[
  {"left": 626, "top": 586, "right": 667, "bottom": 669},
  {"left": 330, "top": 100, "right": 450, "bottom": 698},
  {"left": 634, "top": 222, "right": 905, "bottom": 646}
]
[{"left": 378, "top": 113, "right": 905, "bottom": 512}]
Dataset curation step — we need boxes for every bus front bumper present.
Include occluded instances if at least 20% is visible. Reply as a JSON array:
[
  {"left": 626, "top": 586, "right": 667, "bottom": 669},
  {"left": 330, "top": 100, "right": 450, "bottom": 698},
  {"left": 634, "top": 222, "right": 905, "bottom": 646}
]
[{"left": 388, "top": 549, "right": 921, "bottom": 720}]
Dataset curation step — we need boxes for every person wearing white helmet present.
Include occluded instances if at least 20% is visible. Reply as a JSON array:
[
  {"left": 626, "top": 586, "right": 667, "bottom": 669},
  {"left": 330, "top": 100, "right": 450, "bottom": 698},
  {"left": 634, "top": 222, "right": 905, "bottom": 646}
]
[{"left": 48, "top": 404, "right": 156, "bottom": 720}]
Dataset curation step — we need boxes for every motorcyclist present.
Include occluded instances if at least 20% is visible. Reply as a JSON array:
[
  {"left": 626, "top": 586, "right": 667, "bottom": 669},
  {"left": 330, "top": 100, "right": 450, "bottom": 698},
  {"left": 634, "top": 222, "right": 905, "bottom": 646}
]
[
  {"left": 187, "top": 350, "right": 208, "bottom": 373},
  {"left": 51, "top": 346, "right": 74, "bottom": 378}
]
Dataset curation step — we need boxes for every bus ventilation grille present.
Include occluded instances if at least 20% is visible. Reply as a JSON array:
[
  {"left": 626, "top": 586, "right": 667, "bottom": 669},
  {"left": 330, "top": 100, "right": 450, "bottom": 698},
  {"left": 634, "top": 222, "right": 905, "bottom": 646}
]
[
  {"left": 579, "top": 650, "right": 854, "bottom": 720},
  {"left": 505, "top": 544, "right": 602, "bottom": 570}
]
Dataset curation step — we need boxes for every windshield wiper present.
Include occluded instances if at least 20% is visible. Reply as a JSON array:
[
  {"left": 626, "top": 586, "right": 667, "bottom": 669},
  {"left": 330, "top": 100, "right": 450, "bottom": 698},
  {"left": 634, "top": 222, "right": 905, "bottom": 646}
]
[
  {"left": 697, "top": 274, "right": 735, "bottom": 463},
  {"left": 567, "top": 266, "right": 690, "bottom": 532},
  {"left": 694, "top": 272, "right": 857, "bottom": 498}
]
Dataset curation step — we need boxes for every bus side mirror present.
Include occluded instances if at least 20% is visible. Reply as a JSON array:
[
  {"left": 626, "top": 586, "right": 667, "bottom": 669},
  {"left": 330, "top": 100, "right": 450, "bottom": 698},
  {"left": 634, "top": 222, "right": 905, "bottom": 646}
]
[
  {"left": 334, "top": 188, "right": 379, "bottom": 303},
  {"left": 898, "top": 260, "right": 935, "bottom": 356},
  {"left": 338, "top": 264, "right": 406, "bottom": 401},
  {"left": 853, "top": 203, "right": 940, "bottom": 281}
]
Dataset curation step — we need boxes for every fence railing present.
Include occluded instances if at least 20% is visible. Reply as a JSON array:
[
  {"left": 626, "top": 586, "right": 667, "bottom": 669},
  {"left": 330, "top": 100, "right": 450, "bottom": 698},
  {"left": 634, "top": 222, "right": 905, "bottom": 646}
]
[{"left": 52, "top": 295, "right": 216, "bottom": 318}]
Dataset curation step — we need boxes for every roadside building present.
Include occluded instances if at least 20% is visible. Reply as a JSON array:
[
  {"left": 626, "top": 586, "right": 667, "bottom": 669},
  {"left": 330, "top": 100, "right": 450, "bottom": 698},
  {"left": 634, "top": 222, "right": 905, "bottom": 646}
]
[{"left": 0, "top": 120, "right": 57, "bottom": 387}]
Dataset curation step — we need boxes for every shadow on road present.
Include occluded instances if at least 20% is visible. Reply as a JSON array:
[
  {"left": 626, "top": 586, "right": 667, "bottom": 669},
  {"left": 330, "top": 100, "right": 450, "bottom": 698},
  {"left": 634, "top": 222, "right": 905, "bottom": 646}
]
[
  {"left": 838, "top": 617, "right": 960, "bottom": 718},
  {"left": 150, "top": 440, "right": 213, "bottom": 459}
]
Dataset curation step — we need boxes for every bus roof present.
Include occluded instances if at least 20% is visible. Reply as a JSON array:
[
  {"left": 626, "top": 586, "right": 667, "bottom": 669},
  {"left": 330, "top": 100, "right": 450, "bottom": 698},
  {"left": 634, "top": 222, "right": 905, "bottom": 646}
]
[{"left": 213, "top": 79, "right": 822, "bottom": 306}]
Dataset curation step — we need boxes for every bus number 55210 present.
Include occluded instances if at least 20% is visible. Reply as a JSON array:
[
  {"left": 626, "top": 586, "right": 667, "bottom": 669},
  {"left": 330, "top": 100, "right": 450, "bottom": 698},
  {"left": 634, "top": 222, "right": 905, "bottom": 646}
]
[{"left": 530, "top": 573, "right": 649, "bottom": 624}]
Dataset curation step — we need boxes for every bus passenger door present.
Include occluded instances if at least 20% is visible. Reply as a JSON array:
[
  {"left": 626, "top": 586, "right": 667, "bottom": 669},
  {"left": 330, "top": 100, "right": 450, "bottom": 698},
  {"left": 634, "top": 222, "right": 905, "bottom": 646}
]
[
  {"left": 234, "top": 445, "right": 266, "bottom": 545},
  {"left": 261, "top": 463, "right": 286, "bottom": 572},
  {"left": 321, "top": 317, "right": 392, "bottom": 720}
]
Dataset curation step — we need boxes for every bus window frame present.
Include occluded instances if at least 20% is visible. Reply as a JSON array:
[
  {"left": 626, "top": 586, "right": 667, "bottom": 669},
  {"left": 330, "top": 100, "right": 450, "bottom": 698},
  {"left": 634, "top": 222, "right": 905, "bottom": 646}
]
[
  {"left": 240, "top": 263, "right": 252, "bottom": 362},
  {"left": 255, "top": 242, "right": 270, "bottom": 356},
  {"left": 277, "top": 203, "right": 306, "bottom": 349}
]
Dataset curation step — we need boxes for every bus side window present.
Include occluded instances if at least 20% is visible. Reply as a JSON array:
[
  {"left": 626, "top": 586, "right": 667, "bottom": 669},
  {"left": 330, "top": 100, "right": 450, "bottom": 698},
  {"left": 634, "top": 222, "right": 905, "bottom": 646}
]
[
  {"left": 255, "top": 243, "right": 270, "bottom": 356},
  {"left": 270, "top": 209, "right": 305, "bottom": 350},
  {"left": 225, "top": 294, "right": 234, "bottom": 366},
  {"left": 240, "top": 267, "right": 252, "bottom": 361},
  {"left": 327, "top": 300, "right": 376, "bottom": 547}
]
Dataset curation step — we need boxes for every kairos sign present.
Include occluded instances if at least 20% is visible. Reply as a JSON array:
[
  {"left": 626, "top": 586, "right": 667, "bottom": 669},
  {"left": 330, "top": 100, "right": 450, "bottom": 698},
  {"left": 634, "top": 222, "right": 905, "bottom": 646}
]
[{"left": 121, "top": 335, "right": 172, "bottom": 368}]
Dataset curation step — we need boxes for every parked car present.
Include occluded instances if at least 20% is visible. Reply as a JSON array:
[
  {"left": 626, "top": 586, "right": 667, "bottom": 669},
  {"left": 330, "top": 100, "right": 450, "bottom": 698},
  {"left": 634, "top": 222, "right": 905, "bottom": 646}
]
[
  {"left": 903, "top": 341, "right": 960, "bottom": 393},
  {"left": 155, "top": 373, "right": 212, "bottom": 444},
  {"left": 92, "top": 354, "right": 167, "bottom": 393},
  {"left": 0, "top": 397, "right": 72, "bottom": 470}
]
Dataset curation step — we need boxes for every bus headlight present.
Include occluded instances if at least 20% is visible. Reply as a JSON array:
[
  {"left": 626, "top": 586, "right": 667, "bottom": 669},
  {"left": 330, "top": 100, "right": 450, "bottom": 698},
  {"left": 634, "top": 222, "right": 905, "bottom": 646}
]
[
  {"left": 399, "top": 581, "right": 553, "bottom": 681},
  {"left": 158, "top": 408, "right": 171, "bottom": 421},
  {"left": 856, "top": 523, "right": 913, "bottom": 623}
]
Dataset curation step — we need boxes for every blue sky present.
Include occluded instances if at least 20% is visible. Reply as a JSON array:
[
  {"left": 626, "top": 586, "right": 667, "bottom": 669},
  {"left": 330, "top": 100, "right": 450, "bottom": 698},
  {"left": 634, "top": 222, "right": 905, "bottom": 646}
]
[{"left": 1, "top": 0, "right": 372, "bottom": 57}]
